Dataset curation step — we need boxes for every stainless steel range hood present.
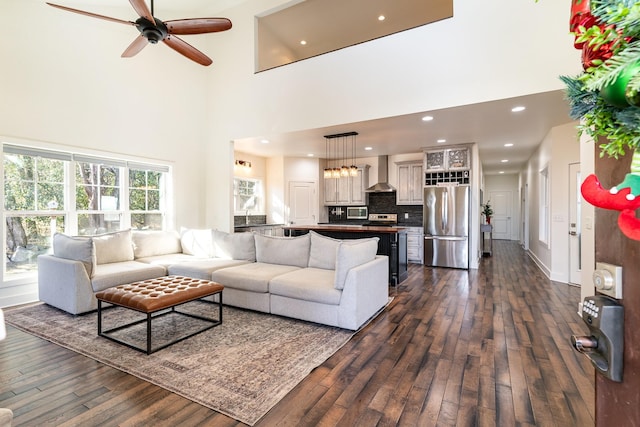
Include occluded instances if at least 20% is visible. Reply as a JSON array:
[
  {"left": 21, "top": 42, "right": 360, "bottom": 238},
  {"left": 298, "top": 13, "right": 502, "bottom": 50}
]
[{"left": 365, "top": 156, "right": 396, "bottom": 192}]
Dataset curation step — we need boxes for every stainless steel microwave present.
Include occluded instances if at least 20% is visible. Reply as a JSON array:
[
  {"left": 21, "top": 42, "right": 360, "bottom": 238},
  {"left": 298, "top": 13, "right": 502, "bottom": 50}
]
[{"left": 346, "top": 206, "right": 368, "bottom": 220}]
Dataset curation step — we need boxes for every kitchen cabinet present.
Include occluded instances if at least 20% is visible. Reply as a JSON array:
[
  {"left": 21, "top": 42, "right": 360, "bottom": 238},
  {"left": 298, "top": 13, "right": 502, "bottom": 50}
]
[
  {"left": 424, "top": 147, "right": 470, "bottom": 172},
  {"left": 405, "top": 226, "right": 424, "bottom": 264},
  {"left": 424, "top": 147, "right": 471, "bottom": 186},
  {"left": 396, "top": 161, "right": 423, "bottom": 205},
  {"left": 323, "top": 165, "right": 369, "bottom": 206}
]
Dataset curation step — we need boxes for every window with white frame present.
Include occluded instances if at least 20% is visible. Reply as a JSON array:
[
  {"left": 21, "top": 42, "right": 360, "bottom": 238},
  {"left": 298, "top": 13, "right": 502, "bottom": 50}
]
[
  {"left": 234, "top": 177, "right": 263, "bottom": 214},
  {"left": 2, "top": 144, "right": 170, "bottom": 280},
  {"left": 539, "top": 166, "right": 550, "bottom": 245}
]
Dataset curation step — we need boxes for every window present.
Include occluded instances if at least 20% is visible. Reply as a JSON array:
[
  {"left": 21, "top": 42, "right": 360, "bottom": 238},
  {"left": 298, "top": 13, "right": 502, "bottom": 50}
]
[
  {"left": 234, "top": 177, "right": 263, "bottom": 214},
  {"left": 539, "top": 166, "right": 549, "bottom": 245},
  {"left": 2, "top": 144, "right": 170, "bottom": 280},
  {"left": 129, "top": 165, "right": 165, "bottom": 230},
  {"left": 75, "top": 158, "right": 124, "bottom": 235},
  {"left": 4, "top": 149, "right": 67, "bottom": 277}
]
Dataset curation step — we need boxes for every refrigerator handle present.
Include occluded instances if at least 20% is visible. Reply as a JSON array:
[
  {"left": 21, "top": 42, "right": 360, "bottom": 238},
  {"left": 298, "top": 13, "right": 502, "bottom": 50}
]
[{"left": 441, "top": 189, "right": 448, "bottom": 232}]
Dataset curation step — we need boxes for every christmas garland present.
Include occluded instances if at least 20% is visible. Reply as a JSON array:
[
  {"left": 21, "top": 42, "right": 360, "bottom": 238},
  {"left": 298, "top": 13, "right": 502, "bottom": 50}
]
[{"left": 563, "top": 0, "right": 640, "bottom": 240}]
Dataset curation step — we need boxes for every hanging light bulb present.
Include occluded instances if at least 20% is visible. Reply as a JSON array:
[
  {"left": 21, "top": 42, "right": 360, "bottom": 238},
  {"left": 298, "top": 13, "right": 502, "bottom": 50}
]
[
  {"left": 340, "top": 135, "right": 349, "bottom": 177},
  {"left": 323, "top": 136, "right": 332, "bottom": 179},
  {"left": 349, "top": 132, "right": 358, "bottom": 176},
  {"left": 332, "top": 136, "right": 340, "bottom": 178}
]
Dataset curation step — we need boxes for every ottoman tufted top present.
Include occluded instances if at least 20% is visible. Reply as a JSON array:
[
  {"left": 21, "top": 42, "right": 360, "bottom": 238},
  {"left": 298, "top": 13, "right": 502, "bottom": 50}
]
[{"left": 95, "top": 275, "right": 223, "bottom": 313}]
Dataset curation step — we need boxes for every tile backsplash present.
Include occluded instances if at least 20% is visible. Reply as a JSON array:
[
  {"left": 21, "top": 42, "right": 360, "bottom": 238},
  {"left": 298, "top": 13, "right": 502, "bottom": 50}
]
[{"left": 326, "top": 192, "right": 423, "bottom": 226}]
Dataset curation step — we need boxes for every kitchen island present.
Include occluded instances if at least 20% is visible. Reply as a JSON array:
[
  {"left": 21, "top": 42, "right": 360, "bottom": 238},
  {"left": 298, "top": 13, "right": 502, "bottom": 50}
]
[{"left": 283, "top": 224, "right": 408, "bottom": 285}]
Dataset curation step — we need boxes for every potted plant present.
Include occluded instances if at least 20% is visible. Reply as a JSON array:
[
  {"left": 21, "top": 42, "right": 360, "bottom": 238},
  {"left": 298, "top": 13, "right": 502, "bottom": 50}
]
[{"left": 482, "top": 200, "right": 493, "bottom": 224}]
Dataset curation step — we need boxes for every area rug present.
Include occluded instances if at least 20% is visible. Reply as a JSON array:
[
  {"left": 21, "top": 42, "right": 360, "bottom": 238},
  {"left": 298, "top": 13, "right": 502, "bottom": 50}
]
[{"left": 4, "top": 301, "right": 356, "bottom": 425}]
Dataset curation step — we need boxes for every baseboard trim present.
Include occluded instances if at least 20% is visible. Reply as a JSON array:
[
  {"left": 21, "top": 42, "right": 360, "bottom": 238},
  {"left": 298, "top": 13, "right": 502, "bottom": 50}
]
[{"left": 526, "top": 250, "right": 551, "bottom": 279}]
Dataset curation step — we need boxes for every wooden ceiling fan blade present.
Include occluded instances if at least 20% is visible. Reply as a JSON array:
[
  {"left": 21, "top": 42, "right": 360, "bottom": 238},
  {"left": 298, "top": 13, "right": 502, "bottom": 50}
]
[
  {"left": 46, "top": 2, "right": 135, "bottom": 26},
  {"left": 129, "top": 0, "right": 155, "bottom": 24},
  {"left": 165, "top": 18, "right": 232, "bottom": 35},
  {"left": 163, "top": 35, "right": 212, "bottom": 66},
  {"left": 121, "top": 35, "right": 149, "bottom": 58}
]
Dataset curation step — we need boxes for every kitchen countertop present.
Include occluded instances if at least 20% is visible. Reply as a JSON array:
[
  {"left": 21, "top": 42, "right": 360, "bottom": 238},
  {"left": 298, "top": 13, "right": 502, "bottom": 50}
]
[
  {"left": 234, "top": 223, "right": 284, "bottom": 229},
  {"left": 283, "top": 224, "right": 407, "bottom": 233}
]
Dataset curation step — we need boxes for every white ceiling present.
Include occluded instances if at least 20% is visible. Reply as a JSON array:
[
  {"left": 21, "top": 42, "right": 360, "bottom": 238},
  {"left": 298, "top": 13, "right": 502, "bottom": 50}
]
[
  {"left": 234, "top": 90, "right": 574, "bottom": 175},
  {"left": 53, "top": 0, "right": 576, "bottom": 175}
]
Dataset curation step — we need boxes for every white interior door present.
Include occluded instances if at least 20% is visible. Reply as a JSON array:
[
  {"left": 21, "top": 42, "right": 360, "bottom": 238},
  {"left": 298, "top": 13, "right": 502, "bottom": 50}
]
[
  {"left": 488, "top": 190, "right": 512, "bottom": 240},
  {"left": 288, "top": 181, "right": 316, "bottom": 225},
  {"left": 569, "top": 163, "right": 581, "bottom": 285}
]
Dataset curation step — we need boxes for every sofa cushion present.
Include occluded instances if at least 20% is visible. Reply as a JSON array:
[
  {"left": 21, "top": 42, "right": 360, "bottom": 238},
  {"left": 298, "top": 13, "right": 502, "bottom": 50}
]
[
  {"left": 90, "top": 261, "right": 166, "bottom": 292},
  {"left": 211, "top": 262, "right": 299, "bottom": 293},
  {"left": 213, "top": 230, "right": 256, "bottom": 261},
  {"left": 255, "top": 233, "right": 310, "bottom": 268},
  {"left": 52, "top": 233, "right": 94, "bottom": 278},
  {"left": 269, "top": 268, "right": 342, "bottom": 305},
  {"left": 167, "top": 258, "right": 251, "bottom": 280},
  {"left": 93, "top": 229, "right": 134, "bottom": 265},
  {"left": 180, "top": 228, "right": 214, "bottom": 257},
  {"left": 308, "top": 231, "right": 340, "bottom": 270},
  {"left": 334, "top": 237, "right": 379, "bottom": 290},
  {"left": 132, "top": 230, "right": 182, "bottom": 259},
  {"left": 135, "top": 253, "right": 202, "bottom": 267}
]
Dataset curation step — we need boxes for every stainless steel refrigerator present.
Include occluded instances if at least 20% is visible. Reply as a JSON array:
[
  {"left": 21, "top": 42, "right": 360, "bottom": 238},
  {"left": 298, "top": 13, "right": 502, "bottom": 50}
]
[{"left": 423, "top": 185, "right": 470, "bottom": 269}]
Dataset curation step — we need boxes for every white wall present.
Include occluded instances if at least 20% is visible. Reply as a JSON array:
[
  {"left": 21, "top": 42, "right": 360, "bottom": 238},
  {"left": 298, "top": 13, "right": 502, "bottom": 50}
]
[
  {"left": 205, "top": 0, "right": 582, "bottom": 231},
  {"left": 484, "top": 174, "right": 521, "bottom": 240},
  {"left": 0, "top": 0, "right": 211, "bottom": 229},
  {"left": 522, "top": 122, "right": 580, "bottom": 281}
]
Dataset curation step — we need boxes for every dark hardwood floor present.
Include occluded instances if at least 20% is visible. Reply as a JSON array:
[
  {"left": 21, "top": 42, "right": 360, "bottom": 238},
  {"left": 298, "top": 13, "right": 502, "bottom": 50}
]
[{"left": 0, "top": 241, "right": 594, "bottom": 426}]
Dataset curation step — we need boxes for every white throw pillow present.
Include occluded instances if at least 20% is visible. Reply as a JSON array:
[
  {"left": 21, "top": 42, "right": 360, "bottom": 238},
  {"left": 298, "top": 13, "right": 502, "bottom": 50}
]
[
  {"left": 180, "top": 228, "right": 214, "bottom": 257},
  {"left": 132, "top": 230, "right": 182, "bottom": 258},
  {"left": 255, "top": 233, "right": 310, "bottom": 268},
  {"left": 334, "top": 237, "right": 379, "bottom": 290},
  {"left": 93, "top": 229, "right": 134, "bottom": 265},
  {"left": 213, "top": 230, "right": 256, "bottom": 261},
  {"left": 53, "top": 233, "right": 94, "bottom": 277},
  {"left": 308, "top": 231, "right": 340, "bottom": 270}
]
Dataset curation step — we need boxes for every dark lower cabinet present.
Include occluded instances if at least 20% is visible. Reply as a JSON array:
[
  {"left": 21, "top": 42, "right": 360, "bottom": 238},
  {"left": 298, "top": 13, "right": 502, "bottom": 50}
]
[{"left": 285, "top": 228, "right": 408, "bottom": 286}]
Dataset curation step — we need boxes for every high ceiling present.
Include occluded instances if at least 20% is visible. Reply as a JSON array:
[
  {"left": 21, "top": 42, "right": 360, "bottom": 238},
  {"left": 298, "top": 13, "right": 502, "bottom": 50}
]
[
  {"left": 53, "top": 0, "right": 576, "bottom": 175},
  {"left": 234, "top": 90, "right": 574, "bottom": 175}
]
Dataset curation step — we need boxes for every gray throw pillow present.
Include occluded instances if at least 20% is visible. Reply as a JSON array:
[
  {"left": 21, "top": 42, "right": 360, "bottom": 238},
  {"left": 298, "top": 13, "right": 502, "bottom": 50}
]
[
  {"left": 93, "top": 229, "right": 134, "bottom": 265},
  {"left": 53, "top": 233, "right": 94, "bottom": 277},
  {"left": 308, "top": 231, "right": 340, "bottom": 270},
  {"left": 255, "top": 233, "right": 310, "bottom": 267},
  {"left": 213, "top": 230, "right": 256, "bottom": 261},
  {"left": 334, "top": 237, "right": 379, "bottom": 290}
]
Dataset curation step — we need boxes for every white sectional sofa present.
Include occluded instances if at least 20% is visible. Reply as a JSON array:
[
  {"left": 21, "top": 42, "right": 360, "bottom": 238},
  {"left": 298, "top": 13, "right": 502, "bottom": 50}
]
[{"left": 37, "top": 229, "right": 389, "bottom": 330}]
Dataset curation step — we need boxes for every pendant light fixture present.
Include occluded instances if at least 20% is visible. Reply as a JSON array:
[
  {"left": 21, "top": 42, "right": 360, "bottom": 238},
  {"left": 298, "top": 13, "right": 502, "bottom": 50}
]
[
  {"left": 323, "top": 137, "right": 332, "bottom": 178},
  {"left": 323, "top": 131, "right": 359, "bottom": 180}
]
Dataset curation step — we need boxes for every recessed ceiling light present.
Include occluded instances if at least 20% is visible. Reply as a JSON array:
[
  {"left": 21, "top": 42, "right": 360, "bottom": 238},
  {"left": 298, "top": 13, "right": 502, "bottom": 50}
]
[
  {"left": 307, "top": 153, "right": 314, "bottom": 157},
  {"left": 511, "top": 106, "right": 526, "bottom": 112},
  {"left": 501, "top": 159, "right": 509, "bottom": 163},
  {"left": 437, "top": 139, "right": 446, "bottom": 143},
  {"left": 364, "top": 147, "right": 373, "bottom": 151},
  {"left": 499, "top": 171, "right": 505, "bottom": 174},
  {"left": 300, "top": 40, "right": 307, "bottom": 45},
  {"left": 378, "top": 15, "right": 385, "bottom": 21},
  {"left": 504, "top": 143, "right": 514, "bottom": 147},
  {"left": 422, "top": 115, "right": 434, "bottom": 122},
  {"left": 260, "top": 139, "right": 269, "bottom": 144}
]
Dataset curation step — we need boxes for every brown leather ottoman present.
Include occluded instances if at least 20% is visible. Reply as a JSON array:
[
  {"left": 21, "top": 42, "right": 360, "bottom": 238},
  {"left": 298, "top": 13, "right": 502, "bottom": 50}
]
[{"left": 95, "top": 276, "right": 223, "bottom": 354}]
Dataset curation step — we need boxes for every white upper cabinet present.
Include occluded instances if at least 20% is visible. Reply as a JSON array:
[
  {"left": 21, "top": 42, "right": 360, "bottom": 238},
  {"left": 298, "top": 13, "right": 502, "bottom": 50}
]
[
  {"left": 323, "top": 166, "right": 369, "bottom": 205},
  {"left": 396, "top": 161, "right": 423, "bottom": 205}
]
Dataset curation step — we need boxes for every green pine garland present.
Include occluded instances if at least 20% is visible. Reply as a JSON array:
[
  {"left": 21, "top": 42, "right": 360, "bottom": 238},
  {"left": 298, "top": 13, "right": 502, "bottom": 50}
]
[{"left": 562, "top": 0, "right": 640, "bottom": 158}]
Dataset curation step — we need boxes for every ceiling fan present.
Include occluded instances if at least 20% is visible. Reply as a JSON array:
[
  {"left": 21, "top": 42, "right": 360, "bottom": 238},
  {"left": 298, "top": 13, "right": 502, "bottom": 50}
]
[{"left": 46, "top": 0, "right": 232, "bottom": 66}]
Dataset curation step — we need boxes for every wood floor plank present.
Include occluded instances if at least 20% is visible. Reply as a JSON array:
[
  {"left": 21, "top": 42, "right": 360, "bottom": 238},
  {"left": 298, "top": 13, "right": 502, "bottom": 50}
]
[{"left": 0, "top": 241, "right": 594, "bottom": 426}]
